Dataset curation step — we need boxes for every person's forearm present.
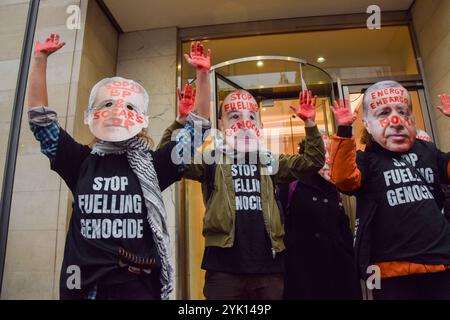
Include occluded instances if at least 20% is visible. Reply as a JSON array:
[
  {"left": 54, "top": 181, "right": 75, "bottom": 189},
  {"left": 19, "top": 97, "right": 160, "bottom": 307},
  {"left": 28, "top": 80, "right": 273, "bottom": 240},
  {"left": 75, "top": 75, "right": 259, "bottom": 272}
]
[
  {"left": 194, "top": 70, "right": 210, "bottom": 120},
  {"left": 329, "top": 127, "right": 362, "bottom": 193},
  {"left": 303, "top": 125, "right": 325, "bottom": 170},
  {"left": 28, "top": 53, "right": 49, "bottom": 108},
  {"left": 304, "top": 118, "right": 316, "bottom": 127}
]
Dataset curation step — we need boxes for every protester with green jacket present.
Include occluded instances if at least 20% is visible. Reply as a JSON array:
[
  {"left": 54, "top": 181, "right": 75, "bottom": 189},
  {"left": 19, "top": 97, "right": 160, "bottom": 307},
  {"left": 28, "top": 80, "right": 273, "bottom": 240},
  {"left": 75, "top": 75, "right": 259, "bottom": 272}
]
[{"left": 162, "top": 88, "right": 325, "bottom": 299}]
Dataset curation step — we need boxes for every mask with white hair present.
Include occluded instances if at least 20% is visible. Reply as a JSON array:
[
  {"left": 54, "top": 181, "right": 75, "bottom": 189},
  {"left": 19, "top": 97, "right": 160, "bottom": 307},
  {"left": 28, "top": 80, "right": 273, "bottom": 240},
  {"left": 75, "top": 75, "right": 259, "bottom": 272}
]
[{"left": 84, "top": 77, "right": 149, "bottom": 142}]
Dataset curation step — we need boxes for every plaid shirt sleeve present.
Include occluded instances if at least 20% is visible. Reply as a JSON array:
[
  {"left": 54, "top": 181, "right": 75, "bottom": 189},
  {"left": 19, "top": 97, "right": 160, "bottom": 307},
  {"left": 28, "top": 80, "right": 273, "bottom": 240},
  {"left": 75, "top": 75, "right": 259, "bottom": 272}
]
[{"left": 28, "top": 107, "right": 60, "bottom": 160}]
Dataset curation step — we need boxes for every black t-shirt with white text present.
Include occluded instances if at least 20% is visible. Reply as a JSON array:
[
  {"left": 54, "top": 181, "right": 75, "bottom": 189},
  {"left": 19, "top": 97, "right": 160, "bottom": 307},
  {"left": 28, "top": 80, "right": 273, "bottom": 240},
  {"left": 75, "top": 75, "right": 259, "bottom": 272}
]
[
  {"left": 358, "top": 141, "right": 450, "bottom": 265},
  {"left": 52, "top": 129, "right": 181, "bottom": 299},
  {"left": 201, "top": 162, "right": 284, "bottom": 274}
]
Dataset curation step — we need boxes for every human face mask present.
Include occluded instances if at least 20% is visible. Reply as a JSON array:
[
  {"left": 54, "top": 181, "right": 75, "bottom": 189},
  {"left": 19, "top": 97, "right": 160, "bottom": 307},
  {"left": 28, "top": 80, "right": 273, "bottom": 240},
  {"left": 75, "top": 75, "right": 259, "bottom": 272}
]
[
  {"left": 220, "top": 90, "right": 262, "bottom": 153},
  {"left": 85, "top": 78, "right": 149, "bottom": 142},
  {"left": 364, "top": 86, "right": 416, "bottom": 153}
]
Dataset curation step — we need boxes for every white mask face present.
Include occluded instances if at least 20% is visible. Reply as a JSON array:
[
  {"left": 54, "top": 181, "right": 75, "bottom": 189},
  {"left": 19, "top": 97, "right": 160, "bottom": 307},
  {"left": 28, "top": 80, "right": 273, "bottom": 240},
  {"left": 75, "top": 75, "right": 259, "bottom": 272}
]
[
  {"left": 221, "top": 90, "right": 262, "bottom": 153},
  {"left": 85, "top": 80, "right": 149, "bottom": 142}
]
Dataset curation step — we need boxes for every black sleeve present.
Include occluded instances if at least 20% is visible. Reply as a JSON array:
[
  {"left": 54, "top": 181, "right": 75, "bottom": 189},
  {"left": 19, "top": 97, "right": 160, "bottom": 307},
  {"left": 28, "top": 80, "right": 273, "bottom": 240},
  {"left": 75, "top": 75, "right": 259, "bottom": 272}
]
[
  {"left": 337, "top": 125, "right": 353, "bottom": 138},
  {"left": 152, "top": 140, "right": 183, "bottom": 191},
  {"left": 50, "top": 128, "right": 91, "bottom": 192}
]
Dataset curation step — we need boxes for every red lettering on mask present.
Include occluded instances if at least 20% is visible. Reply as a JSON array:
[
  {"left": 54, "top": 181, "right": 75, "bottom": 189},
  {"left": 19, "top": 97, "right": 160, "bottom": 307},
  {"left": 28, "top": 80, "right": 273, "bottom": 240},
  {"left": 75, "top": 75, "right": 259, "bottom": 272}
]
[
  {"left": 109, "top": 89, "right": 135, "bottom": 98},
  {"left": 101, "top": 110, "right": 111, "bottom": 118},
  {"left": 123, "top": 119, "right": 134, "bottom": 127},
  {"left": 368, "top": 87, "right": 409, "bottom": 110},
  {"left": 94, "top": 104, "right": 141, "bottom": 128},
  {"left": 104, "top": 81, "right": 144, "bottom": 94},
  {"left": 226, "top": 120, "right": 261, "bottom": 137},
  {"left": 391, "top": 115, "right": 399, "bottom": 124},
  {"left": 379, "top": 115, "right": 412, "bottom": 128},
  {"left": 112, "top": 118, "right": 122, "bottom": 126},
  {"left": 379, "top": 118, "right": 390, "bottom": 128},
  {"left": 223, "top": 101, "right": 258, "bottom": 112}
]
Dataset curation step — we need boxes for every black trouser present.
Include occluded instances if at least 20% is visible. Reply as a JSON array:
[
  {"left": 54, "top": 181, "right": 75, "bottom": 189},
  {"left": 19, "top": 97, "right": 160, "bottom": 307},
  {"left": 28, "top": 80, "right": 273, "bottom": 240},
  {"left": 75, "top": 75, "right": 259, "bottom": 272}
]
[
  {"left": 373, "top": 270, "right": 450, "bottom": 300},
  {"left": 203, "top": 271, "right": 284, "bottom": 300},
  {"left": 94, "top": 268, "right": 162, "bottom": 300}
]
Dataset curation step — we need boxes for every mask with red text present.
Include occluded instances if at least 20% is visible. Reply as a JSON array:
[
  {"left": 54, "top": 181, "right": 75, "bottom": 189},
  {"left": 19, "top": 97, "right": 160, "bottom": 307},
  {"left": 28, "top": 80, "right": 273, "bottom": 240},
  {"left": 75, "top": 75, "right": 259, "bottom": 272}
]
[
  {"left": 85, "top": 78, "right": 149, "bottom": 142},
  {"left": 363, "top": 85, "right": 416, "bottom": 153},
  {"left": 220, "top": 90, "right": 262, "bottom": 153}
]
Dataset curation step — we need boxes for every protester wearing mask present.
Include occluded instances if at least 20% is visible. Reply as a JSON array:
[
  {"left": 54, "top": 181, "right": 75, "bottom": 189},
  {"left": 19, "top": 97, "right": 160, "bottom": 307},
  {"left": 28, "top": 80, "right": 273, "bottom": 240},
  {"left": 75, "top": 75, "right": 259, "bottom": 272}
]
[
  {"left": 160, "top": 86, "right": 325, "bottom": 299},
  {"left": 329, "top": 81, "right": 450, "bottom": 299}
]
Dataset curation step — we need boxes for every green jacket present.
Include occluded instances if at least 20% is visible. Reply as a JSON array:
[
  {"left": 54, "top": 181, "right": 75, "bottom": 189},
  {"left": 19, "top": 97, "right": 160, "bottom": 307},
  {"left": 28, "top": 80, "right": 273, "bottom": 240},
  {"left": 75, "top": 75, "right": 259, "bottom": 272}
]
[{"left": 158, "top": 121, "right": 325, "bottom": 252}]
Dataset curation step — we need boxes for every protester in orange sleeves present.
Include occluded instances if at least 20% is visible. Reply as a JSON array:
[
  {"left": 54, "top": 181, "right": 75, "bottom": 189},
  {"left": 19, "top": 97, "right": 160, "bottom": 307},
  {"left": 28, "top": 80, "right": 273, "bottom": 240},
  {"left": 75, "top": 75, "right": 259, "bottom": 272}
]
[{"left": 329, "top": 80, "right": 450, "bottom": 300}]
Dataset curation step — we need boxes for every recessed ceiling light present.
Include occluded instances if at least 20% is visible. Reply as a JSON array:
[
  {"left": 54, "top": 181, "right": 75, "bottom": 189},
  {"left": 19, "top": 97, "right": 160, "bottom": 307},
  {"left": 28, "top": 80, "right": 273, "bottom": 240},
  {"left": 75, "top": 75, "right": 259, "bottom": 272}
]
[
  {"left": 257, "top": 61, "right": 264, "bottom": 67},
  {"left": 317, "top": 57, "right": 326, "bottom": 63},
  {"left": 262, "top": 107, "right": 267, "bottom": 111}
]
